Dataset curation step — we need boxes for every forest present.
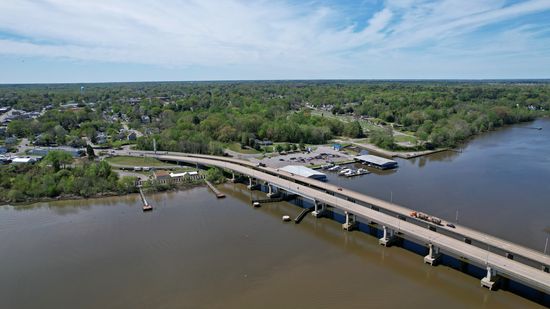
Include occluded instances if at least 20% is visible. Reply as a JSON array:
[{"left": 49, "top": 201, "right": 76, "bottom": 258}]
[{"left": 1, "top": 80, "right": 549, "bottom": 153}]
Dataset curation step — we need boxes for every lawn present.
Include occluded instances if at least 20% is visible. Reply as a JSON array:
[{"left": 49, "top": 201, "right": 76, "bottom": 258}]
[
  {"left": 106, "top": 156, "right": 176, "bottom": 167},
  {"left": 394, "top": 134, "right": 418, "bottom": 144}
]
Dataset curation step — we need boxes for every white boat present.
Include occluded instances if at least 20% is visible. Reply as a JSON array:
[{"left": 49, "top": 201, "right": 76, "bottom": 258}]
[
  {"left": 338, "top": 168, "right": 351, "bottom": 175},
  {"left": 328, "top": 165, "right": 341, "bottom": 171},
  {"left": 344, "top": 169, "right": 355, "bottom": 177}
]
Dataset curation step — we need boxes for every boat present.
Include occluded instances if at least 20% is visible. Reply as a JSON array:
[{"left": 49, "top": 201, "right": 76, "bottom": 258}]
[
  {"left": 321, "top": 163, "right": 334, "bottom": 170},
  {"left": 253, "top": 202, "right": 261, "bottom": 208},
  {"left": 328, "top": 165, "right": 341, "bottom": 171},
  {"left": 282, "top": 215, "right": 291, "bottom": 222},
  {"left": 338, "top": 168, "right": 351, "bottom": 175},
  {"left": 343, "top": 169, "right": 355, "bottom": 177}
]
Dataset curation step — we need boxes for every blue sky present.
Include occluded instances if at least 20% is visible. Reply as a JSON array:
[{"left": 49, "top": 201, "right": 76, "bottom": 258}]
[{"left": 0, "top": 0, "right": 549, "bottom": 83}]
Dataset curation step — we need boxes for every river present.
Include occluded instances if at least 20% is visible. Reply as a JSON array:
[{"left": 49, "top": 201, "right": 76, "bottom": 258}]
[{"left": 0, "top": 120, "right": 548, "bottom": 308}]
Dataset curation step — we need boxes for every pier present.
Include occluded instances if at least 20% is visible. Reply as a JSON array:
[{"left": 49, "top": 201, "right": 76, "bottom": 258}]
[
  {"left": 204, "top": 179, "right": 225, "bottom": 198},
  {"left": 139, "top": 187, "right": 153, "bottom": 211}
]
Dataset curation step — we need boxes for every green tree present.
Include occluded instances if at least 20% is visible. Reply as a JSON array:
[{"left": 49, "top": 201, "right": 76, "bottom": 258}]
[
  {"left": 42, "top": 151, "right": 73, "bottom": 172},
  {"left": 86, "top": 144, "right": 96, "bottom": 160}
]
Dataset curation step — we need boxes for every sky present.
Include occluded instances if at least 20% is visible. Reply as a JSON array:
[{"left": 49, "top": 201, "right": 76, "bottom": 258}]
[{"left": 0, "top": 0, "right": 549, "bottom": 83}]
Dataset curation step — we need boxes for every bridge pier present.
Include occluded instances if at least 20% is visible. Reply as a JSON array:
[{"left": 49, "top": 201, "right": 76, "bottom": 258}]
[
  {"left": 247, "top": 176, "right": 254, "bottom": 189},
  {"left": 230, "top": 172, "right": 237, "bottom": 183},
  {"left": 423, "top": 243, "right": 441, "bottom": 265},
  {"left": 342, "top": 211, "right": 358, "bottom": 231},
  {"left": 266, "top": 183, "right": 275, "bottom": 197},
  {"left": 312, "top": 201, "right": 327, "bottom": 218},
  {"left": 481, "top": 266, "right": 500, "bottom": 290},
  {"left": 379, "top": 225, "right": 396, "bottom": 247}
]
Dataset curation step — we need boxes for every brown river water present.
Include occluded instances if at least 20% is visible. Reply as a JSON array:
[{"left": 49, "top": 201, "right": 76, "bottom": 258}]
[{"left": 0, "top": 120, "right": 549, "bottom": 308}]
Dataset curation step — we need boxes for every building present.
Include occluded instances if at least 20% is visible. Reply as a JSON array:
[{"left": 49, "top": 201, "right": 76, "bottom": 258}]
[
  {"left": 0, "top": 146, "right": 7, "bottom": 154},
  {"left": 279, "top": 165, "right": 327, "bottom": 181},
  {"left": 12, "top": 157, "right": 38, "bottom": 164},
  {"left": 154, "top": 170, "right": 171, "bottom": 181},
  {"left": 28, "top": 147, "right": 85, "bottom": 158},
  {"left": 354, "top": 154, "right": 398, "bottom": 170},
  {"left": 127, "top": 132, "right": 137, "bottom": 141},
  {"left": 254, "top": 139, "right": 273, "bottom": 146}
]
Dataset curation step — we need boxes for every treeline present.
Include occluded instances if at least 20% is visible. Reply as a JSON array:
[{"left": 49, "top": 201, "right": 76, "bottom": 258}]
[
  {"left": 2, "top": 81, "right": 549, "bottom": 152},
  {"left": 0, "top": 153, "right": 137, "bottom": 203}
]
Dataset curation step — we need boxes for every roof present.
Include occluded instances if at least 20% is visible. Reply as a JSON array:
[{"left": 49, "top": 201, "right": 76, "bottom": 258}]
[
  {"left": 280, "top": 165, "right": 326, "bottom": 179},
  {"left": 154, "top": 170, "right": 170, "bottom": 178},
  {"left": 12, "top": 157, "right": 36, "bottom": 163},
  {"left": 169, "top": 172, "right": 187, "bottom": 178},
  {"left": 355, "top": 154, "right": 397, "bottom": 166}
]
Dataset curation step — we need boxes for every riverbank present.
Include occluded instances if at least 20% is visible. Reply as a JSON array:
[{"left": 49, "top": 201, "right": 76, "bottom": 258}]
[{"left": 0, "top": 181, "right": 207, "bottom": 207}]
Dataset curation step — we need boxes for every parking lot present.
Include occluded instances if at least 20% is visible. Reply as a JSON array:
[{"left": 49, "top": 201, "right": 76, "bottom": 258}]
[{"left": 252, "top": 145, "right": 355, "bottom": 168}]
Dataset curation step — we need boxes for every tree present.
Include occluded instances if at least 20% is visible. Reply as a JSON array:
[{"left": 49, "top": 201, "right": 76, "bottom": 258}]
[
  {"left": 370, "top": 129, "right": 395, "bottom": 150},
  {"left": 86, "top": 144, "right": 96, "bottom": 161},
  {"left": 42, "top": 151, "right": 73, "bottom": 172},
  {"left": 275, "top": 144, "right": 283, "bottom": 153}
]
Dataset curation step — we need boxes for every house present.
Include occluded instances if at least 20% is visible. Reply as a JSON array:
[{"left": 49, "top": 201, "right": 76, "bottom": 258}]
[
  {"left": 12, "top": 156, "right": 38, "bottom": 164},
  {"left": 95, "top": 132, "right": 108, "bottom": 144},
  {"left": 254, "top": 139, "right": 273, "bottom": 146},
  {"left": 154, "top": 170, "right": 171, "bottom": 181},
  {"left": 127, "top": 132, "right": 137, "bottom": 141},
  {"left": 141, "top": 115, "right": 151, "bottom": 124}
]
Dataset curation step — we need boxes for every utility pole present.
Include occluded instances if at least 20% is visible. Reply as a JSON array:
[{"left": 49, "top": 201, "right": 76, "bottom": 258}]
[
  {"left": 456, "top": 209, "right": 459, "bottom": 223},
  {"left": 153, "top": 138, "right": 157, "bottom": 154},
  {"left": 544, "top": 237, "right": 548, "bottom": 255}
]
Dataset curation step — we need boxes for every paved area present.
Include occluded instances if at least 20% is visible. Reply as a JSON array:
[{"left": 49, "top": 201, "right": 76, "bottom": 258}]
[{"left": 252, "top": 145, "right": 355, "bottom": 168}]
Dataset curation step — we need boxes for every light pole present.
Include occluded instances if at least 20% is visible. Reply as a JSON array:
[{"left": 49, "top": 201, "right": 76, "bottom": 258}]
[
  {"left": 544, "top": 227, "right": 550, "bottom": 255},
  {"left": 455, "top": 209, "right": 459, "bottom": 223}
]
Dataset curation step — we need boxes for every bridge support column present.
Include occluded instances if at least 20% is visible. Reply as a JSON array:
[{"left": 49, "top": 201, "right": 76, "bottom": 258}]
[
  {"left": 266, "top": 184, "right": 275, "bottom": 197},
  {"left": 423, "top": 243, "right": 441, "bottom": 266},
  {"left": 379, "top": 225, "right": 396, "bottom": 247},
  {"left": 312, "top": 201, "right": 326, "bottom": 218},
  {"left": 230, "top": 172, "right": 237, "bottom": 183},
  {"left": 247, "top": 177, "right": 254, "bottom": 189},
  {"left": 342, "top": 211, "right": 358, "bottom": 231},
  {"left": 481, "top": 266, "right": 499, "bottom": 290}
]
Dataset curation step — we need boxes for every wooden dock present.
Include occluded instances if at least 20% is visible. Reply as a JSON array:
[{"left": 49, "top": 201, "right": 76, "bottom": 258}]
[
  {"left": 204, "top": 180, "right": 225, "bottom": 198},
  {"left": 139, "top": 187, "right": 153, "bottom": 211}
]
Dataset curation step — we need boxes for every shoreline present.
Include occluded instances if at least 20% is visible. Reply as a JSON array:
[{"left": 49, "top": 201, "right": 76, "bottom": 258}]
[{"left": 0, "top": 182, "right": 207, "bottom": 207}]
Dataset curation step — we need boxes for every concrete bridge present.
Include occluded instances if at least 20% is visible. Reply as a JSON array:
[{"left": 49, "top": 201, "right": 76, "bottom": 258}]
[{"left": 121, "top": 150, "right": 550, "bottom": 295}]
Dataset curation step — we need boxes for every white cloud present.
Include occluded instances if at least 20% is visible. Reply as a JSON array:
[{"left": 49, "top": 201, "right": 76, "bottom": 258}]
[{"left": 0, "top": 0, "right": 549, "bottom": 79}]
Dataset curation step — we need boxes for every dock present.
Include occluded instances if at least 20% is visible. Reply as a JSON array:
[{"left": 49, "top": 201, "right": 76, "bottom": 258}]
[
  {"left": 294, "top": 207, "right": 314, "bottom": 224},
  {"left": 139, "top": 187, "right": 153, "bottom": 211},
  {"left": 205, "top": 179, "right": 225, "bottom": 198}
]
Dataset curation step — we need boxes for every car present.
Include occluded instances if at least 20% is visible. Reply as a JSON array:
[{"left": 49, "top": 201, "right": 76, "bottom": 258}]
[
  {"left": 279, "top": 158, "right": 284, "bottom": 161},
  {"left": 446, "top": 223, "right": 456, "bottom": 228},
  {"left": 337, "top": 187, "right": 343, "bottom": 191}
]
